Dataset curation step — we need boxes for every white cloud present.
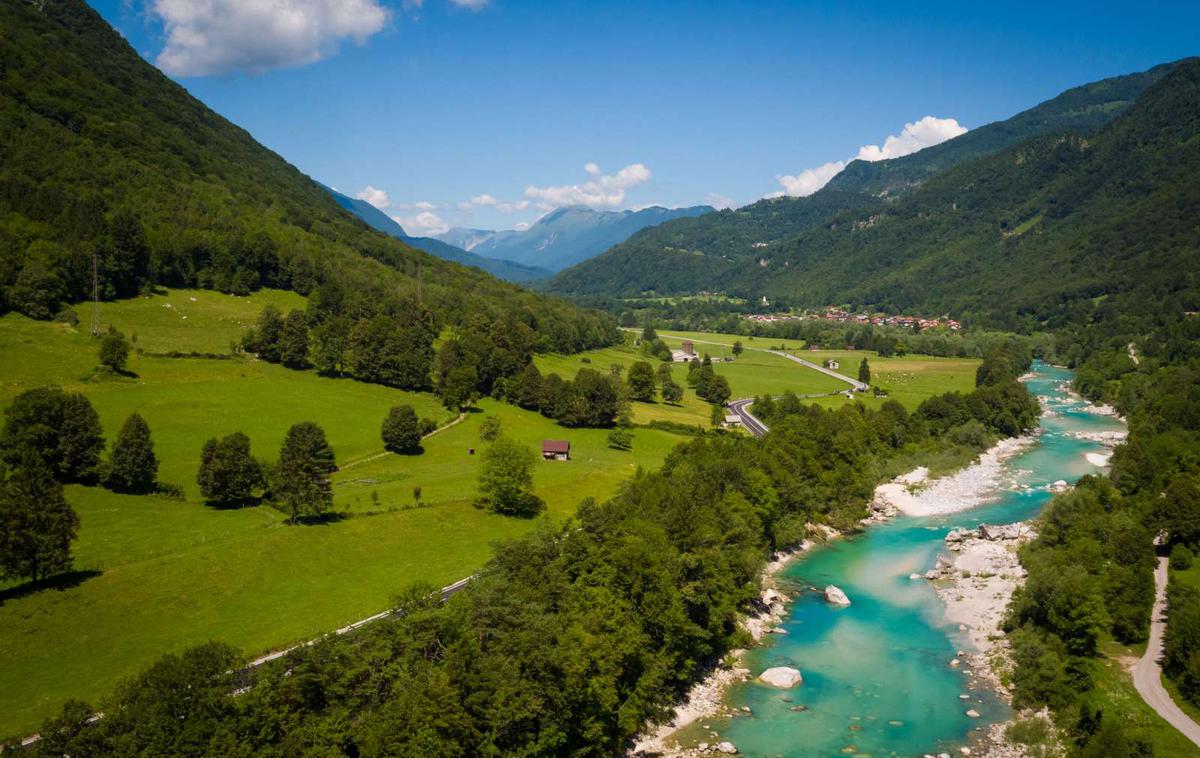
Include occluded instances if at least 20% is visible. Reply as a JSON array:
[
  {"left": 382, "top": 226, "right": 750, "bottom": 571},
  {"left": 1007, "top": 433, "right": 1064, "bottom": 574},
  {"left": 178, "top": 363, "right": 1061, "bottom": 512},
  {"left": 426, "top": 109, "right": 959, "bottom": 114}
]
[
  {"left": 514, "top": 221, "right": 531, "bottom": 231},
  {"left": 524, "top": 162, "right": 652, "bottom": 210},
  {"left": 775, "top": 161, "right": 847, "bottom": 198},
  {"left": 773, "top": 116, "right": 967, "bottom": 197},
  {"left": 392, "top": 210, "right": 449, "bottom": 236},
  {"left": 705, "top": 192, "right": 736, "bottom": 210},
  {"left": 457, "top": 193, "right": 530, "bottom": 213},
  {"left": 854, "top": 116, "right": 967, "bottom": 162},
  {"left": 355, "top": 185, "right": 390, "bottom": 209},
  {"left": 151, "top": 0, "right": 390, "bottom": 77},
  {"left": 449, "top": 0, "right": 489, "bottom": 9}
]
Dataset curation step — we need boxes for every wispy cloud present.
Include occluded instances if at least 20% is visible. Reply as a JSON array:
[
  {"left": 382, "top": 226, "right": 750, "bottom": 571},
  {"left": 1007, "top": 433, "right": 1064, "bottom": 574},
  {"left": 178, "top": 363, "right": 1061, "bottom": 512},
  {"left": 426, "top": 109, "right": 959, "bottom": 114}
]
[{"left": 355, "top": 185, "right": 390, "bottom": 209}]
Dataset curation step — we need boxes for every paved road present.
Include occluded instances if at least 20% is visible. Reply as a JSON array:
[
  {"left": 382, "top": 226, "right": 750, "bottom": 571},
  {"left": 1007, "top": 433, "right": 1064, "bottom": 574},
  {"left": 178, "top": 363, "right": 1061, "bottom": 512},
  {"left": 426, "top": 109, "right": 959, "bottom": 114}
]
[
  {"left": 728, "top": 398, "right": 770, "bottom": 437},
  {"left": 1132, "top": 557, "right": 1200, "bottom": 748},
  {"left": 764, "top": 349, "right": 868, "bottom": 391}
]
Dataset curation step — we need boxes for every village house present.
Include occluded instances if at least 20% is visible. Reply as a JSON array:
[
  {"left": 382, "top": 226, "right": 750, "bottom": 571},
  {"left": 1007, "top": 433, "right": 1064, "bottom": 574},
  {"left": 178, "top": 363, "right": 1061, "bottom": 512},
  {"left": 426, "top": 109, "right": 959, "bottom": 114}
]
[
  {"left": 541, "top": 440, "right": 570, "bottom": 461},
  {"left": 824, "top": 359, "right": 840, "bottom": 370}
]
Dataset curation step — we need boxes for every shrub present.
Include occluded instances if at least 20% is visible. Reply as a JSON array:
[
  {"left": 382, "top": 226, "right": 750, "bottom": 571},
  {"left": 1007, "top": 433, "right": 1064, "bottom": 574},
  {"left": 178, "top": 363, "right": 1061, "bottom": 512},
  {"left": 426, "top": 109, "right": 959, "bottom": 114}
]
[{"left": 1171, "top": 544, "right": 1194, "bottom": 570}]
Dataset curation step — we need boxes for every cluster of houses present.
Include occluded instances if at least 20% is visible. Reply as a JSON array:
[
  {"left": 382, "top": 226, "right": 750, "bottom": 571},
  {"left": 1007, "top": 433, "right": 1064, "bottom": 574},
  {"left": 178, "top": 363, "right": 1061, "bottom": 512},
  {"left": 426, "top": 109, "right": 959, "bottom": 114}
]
[{"left": 743, "top": 307, "right": 961, "bottom": 331}]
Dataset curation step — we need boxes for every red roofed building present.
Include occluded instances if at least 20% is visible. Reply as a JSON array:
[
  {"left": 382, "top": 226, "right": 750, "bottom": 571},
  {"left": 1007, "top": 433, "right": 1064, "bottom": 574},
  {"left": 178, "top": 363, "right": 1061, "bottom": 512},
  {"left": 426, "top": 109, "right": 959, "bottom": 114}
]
[{"left": 542, "top": 440, "right": 570, "bottom": 461}]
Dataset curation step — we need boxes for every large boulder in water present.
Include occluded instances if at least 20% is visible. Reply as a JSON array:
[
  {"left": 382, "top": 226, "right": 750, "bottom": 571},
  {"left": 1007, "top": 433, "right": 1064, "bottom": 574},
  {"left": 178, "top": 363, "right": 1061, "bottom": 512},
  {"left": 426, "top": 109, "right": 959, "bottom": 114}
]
[
  {"left": 824, "top": 585, "right": 851, "bottom": 606},
  {"left": 758, "top": 666, "right": 803, "bottom": 688}
]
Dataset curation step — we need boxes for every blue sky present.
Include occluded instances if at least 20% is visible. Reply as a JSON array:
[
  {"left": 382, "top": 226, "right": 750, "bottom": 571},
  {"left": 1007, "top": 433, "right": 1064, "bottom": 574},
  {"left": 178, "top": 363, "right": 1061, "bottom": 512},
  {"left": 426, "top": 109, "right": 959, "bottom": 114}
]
[{"left": 91, "top": 0, "right": 1197, "bottom": 235}]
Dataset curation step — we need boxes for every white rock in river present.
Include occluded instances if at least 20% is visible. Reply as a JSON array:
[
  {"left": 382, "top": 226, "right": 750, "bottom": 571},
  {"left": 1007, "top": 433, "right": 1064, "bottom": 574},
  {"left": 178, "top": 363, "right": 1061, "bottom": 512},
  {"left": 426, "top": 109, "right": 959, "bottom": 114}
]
[
  {"left": 824, "top": 585, "right": 851, "bottom": 606},
  {"left": 716, "top": 741, "right": 738, "bottom": 754},
  {"left": 758, "top": 666, "right": 803, "bottom": 688},
  {"left": 966, "top": 708, "right": 981, "bottom": 718}
]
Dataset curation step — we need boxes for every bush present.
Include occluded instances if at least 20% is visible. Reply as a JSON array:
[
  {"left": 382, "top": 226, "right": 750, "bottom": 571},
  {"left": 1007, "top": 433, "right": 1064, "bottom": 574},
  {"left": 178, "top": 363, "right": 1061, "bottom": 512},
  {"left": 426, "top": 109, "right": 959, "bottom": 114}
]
[{"left": 1171, "top": 544, "right": 1194, "bottom": 570}]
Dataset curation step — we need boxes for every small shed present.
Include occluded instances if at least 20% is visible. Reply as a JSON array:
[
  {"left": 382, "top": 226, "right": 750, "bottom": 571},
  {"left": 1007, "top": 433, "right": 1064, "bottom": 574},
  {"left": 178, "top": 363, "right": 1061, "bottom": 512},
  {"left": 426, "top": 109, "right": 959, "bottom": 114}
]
[
  {"left": 542, "top": 440, "right": 570, "bottom": 461},
  {"left": 825, "top": 359, "right": 840, "bottom": 370},
  {"left": 723, "top": 414, "right": 742, "bottom": 429}
]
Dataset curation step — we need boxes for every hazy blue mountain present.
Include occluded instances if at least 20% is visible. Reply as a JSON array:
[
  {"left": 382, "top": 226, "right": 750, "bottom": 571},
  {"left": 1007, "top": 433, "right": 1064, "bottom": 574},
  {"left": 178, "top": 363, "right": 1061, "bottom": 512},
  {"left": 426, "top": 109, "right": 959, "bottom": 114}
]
[
  {"left": 437, "top": 205, "right": 714, "bottom": 272},
  {"left": 324, "top": 188, "right": 551, "bottom": 282}
]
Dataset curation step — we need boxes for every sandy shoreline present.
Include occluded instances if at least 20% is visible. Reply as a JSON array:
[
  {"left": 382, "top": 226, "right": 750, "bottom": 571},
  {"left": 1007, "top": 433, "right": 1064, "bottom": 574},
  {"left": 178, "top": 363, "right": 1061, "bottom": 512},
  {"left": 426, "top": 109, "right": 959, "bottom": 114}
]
[
  {"left": 872, "top": 435, "right": 1038, "bottom": 518},
  {"left": 930, "top": 524, "right": 1065, "bottom": 757}
]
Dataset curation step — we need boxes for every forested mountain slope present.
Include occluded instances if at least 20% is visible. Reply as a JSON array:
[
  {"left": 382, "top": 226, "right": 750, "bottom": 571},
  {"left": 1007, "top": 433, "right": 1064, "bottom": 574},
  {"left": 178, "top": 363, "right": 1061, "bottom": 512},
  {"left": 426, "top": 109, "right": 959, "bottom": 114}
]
[
  {"left": 324, "top": 188, "right": 551, "bottom": 283},
  {"left": 0, "top": 0, "right": 613, "bottom": 351},
  {"left": 824, "top": 61, "right": 1176, "bottom": 197},
  {"left": 749, "top": 57, "right": 1200, "bottom": 330},
  {"left": 546, "top": 60, "right": 1180, "bottom": 304}
]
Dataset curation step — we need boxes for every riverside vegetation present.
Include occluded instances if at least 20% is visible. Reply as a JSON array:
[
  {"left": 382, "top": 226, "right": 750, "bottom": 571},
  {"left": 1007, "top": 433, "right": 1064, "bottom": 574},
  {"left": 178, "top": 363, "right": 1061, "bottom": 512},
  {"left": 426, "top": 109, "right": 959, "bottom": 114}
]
[{"left": 6, "top": 349, "right": 1040, "bottom": 754}]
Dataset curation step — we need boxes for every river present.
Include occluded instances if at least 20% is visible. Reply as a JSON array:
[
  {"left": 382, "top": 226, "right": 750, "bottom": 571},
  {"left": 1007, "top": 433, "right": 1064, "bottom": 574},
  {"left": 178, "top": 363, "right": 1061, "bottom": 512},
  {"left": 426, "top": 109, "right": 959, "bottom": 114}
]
[{"left": 681, "top": 362, "right": 1127, "bottom": 757}]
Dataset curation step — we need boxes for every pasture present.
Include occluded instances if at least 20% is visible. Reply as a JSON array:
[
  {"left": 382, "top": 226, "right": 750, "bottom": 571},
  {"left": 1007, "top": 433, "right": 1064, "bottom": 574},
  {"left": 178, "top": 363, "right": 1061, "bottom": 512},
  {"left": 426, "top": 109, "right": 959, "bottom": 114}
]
[{"left": 0, "top": 296, "right": 980, "bottom": 736}]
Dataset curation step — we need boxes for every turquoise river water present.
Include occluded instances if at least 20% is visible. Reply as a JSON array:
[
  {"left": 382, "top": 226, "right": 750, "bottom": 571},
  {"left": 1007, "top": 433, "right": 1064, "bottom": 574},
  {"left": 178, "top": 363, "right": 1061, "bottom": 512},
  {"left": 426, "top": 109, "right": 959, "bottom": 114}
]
[{"left": 697, "top": 362, "right": 1127, "bottom": 757}]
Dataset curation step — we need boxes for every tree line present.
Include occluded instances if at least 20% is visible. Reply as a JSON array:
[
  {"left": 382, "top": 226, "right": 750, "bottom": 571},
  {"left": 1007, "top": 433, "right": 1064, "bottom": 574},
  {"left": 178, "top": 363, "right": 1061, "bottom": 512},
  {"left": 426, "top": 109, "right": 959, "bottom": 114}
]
[{"left": 1000, "top": 309, "right": 1200, "bottom": 756}]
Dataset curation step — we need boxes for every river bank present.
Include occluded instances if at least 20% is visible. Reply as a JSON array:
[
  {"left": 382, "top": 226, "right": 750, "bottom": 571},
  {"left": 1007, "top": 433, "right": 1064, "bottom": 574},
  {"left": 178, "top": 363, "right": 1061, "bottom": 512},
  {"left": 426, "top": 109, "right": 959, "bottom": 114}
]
[{"left": 631, "top": 531, "right": 837, "bottom": 757}]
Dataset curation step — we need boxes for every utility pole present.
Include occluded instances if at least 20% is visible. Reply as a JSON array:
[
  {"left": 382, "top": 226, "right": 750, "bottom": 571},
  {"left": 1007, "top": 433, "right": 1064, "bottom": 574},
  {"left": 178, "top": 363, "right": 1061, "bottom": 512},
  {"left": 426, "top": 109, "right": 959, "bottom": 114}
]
[{"left": 91, "top": 249, "right": 100, "bottom": 337}]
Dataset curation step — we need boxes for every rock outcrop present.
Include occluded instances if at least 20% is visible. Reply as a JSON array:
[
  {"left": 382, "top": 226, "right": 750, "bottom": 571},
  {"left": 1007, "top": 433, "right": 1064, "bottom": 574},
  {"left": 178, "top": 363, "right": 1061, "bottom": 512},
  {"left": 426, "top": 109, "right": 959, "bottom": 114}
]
[
  {"left": 824, "top": 585, "right": 851, "bottom": 606},
  {"left": 758, "top": 666, "right": 803, "bottom": 688}
]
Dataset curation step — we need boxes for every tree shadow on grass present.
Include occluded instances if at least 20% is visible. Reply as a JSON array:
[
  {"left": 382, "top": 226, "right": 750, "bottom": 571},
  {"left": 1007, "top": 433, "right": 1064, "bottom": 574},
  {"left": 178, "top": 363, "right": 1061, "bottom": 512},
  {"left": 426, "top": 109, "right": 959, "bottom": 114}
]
[
  {"left": 294, "top": 512, "right": 350, "bottom": 526},
  {"left": 0, "top": 569, "right": 102, "bottom": 606},
  {"left": 203, "top": 496, "right": 264, "bottom": 511}
]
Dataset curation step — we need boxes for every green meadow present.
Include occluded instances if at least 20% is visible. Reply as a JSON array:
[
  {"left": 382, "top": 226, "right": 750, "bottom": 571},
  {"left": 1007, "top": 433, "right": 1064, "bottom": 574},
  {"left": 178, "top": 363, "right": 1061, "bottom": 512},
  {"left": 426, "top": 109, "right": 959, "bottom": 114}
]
[
  {"left": 0, "top": 295, "right": 977, "bottom": 737},
  {"left": 0, "top": 290, "right": 691, "bottom": 736}
]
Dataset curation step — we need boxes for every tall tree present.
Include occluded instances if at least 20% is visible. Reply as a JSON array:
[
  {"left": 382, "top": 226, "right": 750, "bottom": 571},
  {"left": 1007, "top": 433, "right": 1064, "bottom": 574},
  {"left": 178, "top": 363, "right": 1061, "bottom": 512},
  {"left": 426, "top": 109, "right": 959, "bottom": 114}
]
[
  {"left": 475, "top": 437, "right": 542, "bottom": 517},
  {"left": 640, "top": 324, "right": 658, "bottom": 342},
  {"left": 274, "top": 422, "right": 337, "bottom": 524},
  {"left": 0, "top": 454, "right": 79, "bottom": 582},
  {"left": 627, "top": 361, "right": 656, "bottom": 402},
  {"left": 279, "top": 309, "right": 309, "bottom": 369},
  {"left": 858, "top": 357, "right": 871, "bottom": 385},
  {"left": 197, "top": 432, "right": 264, "bottom": 505},
  {"left": 1, "top": 387, "right": 104, "bottom": 482},
  {"left": 98, "top": 330, "right": 130, "bottom": 373},
  {"left": 243, "top": 306, "right": 284, "bottom": 363},
  {"left": 732, "top": 340, "right": 744, "bottom": 357},
  {"left": 382, "top": 406, "right": 422, "bottom": 453},
  {"left": 661, "top": 376, "right": 684, "bottom": 404},
  {"left": 105, "top": 413, "right": 157, "bottom": 493},
  {"left": 517, "top": 363, "right": 544, "bottom": 410}
]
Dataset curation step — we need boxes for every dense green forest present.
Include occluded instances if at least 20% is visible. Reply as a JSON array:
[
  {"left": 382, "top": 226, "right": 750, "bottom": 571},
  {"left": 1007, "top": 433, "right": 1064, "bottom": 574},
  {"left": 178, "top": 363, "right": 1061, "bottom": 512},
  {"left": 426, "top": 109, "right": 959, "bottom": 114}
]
[
  {"left": 547, "top": 59, "right": 1199, "bottom": 336},
  {"left": 8, "top": 352, "right": 1038, "bottom": 755},
  {"left": 997, "top": 306, "right": 1200, "bottom": 755},
  {"left": 0, "top": 0, "right": 616, "bottom": 354}
]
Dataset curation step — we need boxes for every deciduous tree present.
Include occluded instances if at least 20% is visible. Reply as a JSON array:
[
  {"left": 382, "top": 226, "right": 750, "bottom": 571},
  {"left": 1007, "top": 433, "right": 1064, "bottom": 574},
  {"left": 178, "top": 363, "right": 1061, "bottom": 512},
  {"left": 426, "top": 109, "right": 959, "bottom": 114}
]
[
  {"left": 627, "top": 361, "right": 656, "bottom": 402},
  {"left": 105, "top": 413, "right": 157, "bottom": 493},
  {"left": 274, "top": 422, "right": 337, "bottom": 524},
  {"left": 197, "top": 432, "right": 264, "bottom": 505},
  {"left": 475, "top": 437, "right": 542, "bottom": 517},
  {"left": 0, "top": 454, "right": 79, "bottom": 582},
  {"left": 382, "top": 406, "right": 422, "bottom": 453}
]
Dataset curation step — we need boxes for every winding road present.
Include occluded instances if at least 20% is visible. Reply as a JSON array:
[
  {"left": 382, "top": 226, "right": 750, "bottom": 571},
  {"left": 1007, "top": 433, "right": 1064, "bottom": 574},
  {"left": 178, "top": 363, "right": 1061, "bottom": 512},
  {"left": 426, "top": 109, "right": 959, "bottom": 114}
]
[{"left": 1132, "top": 557, "right": 1200, "bottom": 748}]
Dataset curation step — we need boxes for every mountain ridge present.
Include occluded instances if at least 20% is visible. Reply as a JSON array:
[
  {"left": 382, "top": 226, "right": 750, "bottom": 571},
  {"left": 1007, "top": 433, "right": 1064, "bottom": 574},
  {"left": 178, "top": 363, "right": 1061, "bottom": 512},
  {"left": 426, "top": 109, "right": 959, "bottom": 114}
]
[
  {"left": 323, "top": 187, "right": 551, "bottom": 282},
  {"left": 435, "top": 203, "right": 714, "bottom": 271}
]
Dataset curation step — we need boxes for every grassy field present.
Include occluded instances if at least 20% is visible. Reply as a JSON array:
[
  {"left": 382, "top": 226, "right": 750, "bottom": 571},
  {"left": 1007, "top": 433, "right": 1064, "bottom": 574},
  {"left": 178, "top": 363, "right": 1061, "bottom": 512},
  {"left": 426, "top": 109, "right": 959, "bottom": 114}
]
[
  {"left": 536, "top": 335, "right": 848, "bottom": 426},
  {"left": 650, "top": 330, "right": 980, "bottom": 412},
  {"left": 0, "top": 290, "right": 690, "bottom": 736},
  {"left": 0, "top": 301, "right": 984, "bottom": 737}
]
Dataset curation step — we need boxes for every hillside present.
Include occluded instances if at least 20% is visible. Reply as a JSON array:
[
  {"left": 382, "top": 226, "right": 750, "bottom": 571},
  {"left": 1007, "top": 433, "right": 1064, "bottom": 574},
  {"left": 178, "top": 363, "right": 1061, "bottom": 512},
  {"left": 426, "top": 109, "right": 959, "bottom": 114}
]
[
  {"left": 436, "top": 204, "right": 713, "bottom": 271},
  {"left": 824, "top": 61, "right": 1176, "bottom": 197},
  {"left": 546, "top": 61, "right": 1179, "bottom": 302},
  {"left": 0, "top": 0, "right": 611, "bottom": 350},
  {"left": 324, "top": 187, "right": 551, "bottom": 282}
]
